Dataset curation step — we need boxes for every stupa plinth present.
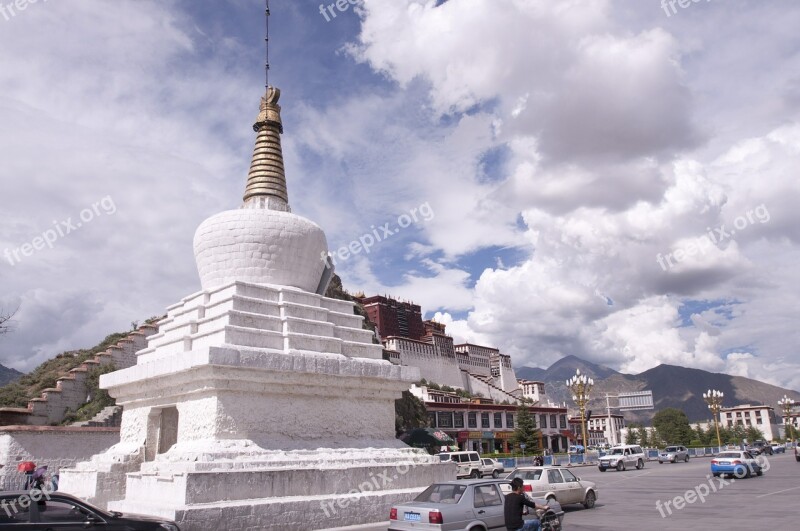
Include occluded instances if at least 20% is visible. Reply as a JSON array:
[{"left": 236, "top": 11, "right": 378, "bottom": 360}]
[{"left": 59, "top": 87, "right": 452, "bottom": 530}]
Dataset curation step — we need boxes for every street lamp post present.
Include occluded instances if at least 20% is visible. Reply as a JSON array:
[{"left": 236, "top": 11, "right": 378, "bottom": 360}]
[
  {"left": 778, "top": 395, "right": 796, "bottom": 443},
  {"left": 567, "top": 370, "right": 594, "bottom": 454},
  {"left": 703, "top": 389, "right": 724, "bottom": 449}
]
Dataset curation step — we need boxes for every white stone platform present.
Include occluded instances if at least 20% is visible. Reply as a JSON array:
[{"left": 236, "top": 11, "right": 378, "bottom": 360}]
[{"left": 61, "top": 281, "right": 452, "bottom": 529}]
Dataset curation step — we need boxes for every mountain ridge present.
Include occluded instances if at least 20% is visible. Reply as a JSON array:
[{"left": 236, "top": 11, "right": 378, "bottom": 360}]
[{"left": 517, "top": 357, "right": 800, "bottom": 424}]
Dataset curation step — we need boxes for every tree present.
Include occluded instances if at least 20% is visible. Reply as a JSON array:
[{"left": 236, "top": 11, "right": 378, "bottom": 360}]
[
  {"left": 745, "top": 426, "right": 765, "bottom": 443},
  {"left": 625, "top": 423, "right": 642, "bottom": 445},
  {"left": 512, "top": 404, "right": 541, "bottom": 453},
  {"left": 0, "top": 307, "right": 17, "bottom": 336},
  {"left": 652, "top": 408, "right": 694, "bottom": 446},
  {"left": 637, "top": 425, "right": 650, "bottom": 447},
  {"left": 395, "top": 390, "right": 429, "bottom": 436}
]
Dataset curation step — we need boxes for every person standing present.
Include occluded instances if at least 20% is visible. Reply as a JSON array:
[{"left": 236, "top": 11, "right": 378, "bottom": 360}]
[{"left": 504, "top": 477, "right": 549, "bottom": 531}]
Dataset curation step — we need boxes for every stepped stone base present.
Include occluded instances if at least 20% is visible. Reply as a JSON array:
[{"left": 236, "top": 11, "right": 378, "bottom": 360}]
[
  {"left": 107, "top": 446, "right": 450, "bottom": 530},
  {"left": 60, "top": 281, "right": 450, "bottom": 530}
]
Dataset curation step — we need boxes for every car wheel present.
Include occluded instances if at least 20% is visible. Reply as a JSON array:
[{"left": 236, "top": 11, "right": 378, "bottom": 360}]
[
  {"left": 492, "top": 470, "right": 499, "bottom": 478},
  {"left": 712, "top": 472, "right": 720, "bottom": 477},
  {"left": 734, "top": 465, "right": 748, "bottom": 479},
  {"left": 617, "top": 461, "right": 625, "bottom": 472},
  {"left": 685, "top": 455, "right": 690, "bottom": 463},
  {"left": 583, "top": 490, "right": 596, "bottom": 509},
  {"left": 599, "top": 467, "right": 606, "bottom": 472},
  {"left": 547, "top": 495, "right": 556, "bottom": 504},
  {"left": 471, "top": 469, "right": 481, "bottom": 479},
  {"left": 659, "top": 460, "right": 663, "bottom": 464},
  {"left": 756, "top": 469, "right": 763, "bottom": 476},
  {"left": 636, "top": 459, "right": 644, "bottom": 470}
]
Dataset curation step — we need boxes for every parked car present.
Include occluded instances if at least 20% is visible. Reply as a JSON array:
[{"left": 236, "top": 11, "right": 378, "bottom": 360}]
[
  {"left": 770, "top": 443, "right": 786, "bottom": 454},
  {"left": 506, "top": 466, "right": 598, "bottom": 509},
  {"left": 388, "top": 479, "right": 564, "bottom": 531},
  {"left": 748, "top": 440, "right": 773, "bottom": 456},
  {"left": 438, "top": 451, "right": 483, "bottom": 479},
  {"left": 0, "top": 491, "right": 180, "bottom": 529},
  {"left": 658, "top": 445, "right": 689, "bottom": 464},
  {"left": 481, "top": 457, "right": 504, "bottom": 478},
  {"left": 567, "top": 445, "right": 585, "bottom": 454},
  {"left": 795, "top": 444, "right": 799, "bottom": 462},
  {"left": 598, "top": 444, "right": 646, "bottom": 472},
  {"left": 710, "top": 451, "right": 763, "bottom": 478}
]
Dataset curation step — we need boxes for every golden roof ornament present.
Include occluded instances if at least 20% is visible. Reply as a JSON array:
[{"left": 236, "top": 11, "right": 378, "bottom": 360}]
[{"left": 243, "top": 86, "right": 290, "bottom": 211}]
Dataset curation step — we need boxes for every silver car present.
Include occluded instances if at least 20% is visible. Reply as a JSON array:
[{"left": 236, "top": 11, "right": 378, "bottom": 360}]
[
  {"left": 506, "top": 466, "right": 598, "bottom": 509},
  {"left": 658, "top": 445, "right": 689, "bottom": 463},
  {"left": 388, "top": 479, "right": 560, "bottom": 530}
]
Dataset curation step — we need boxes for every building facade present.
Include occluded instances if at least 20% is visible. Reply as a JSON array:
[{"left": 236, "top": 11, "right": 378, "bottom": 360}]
[
  {"left": 587, "top": 414, "right": 626, "bottom": 446},
  {"left": 357, "top": 295, "right": 425, "bottom": 341},
  {"left": 413, "top": 386, "right": 569, "bottom": 454},
  {"left": 719, "top": 404, "right": 781, "bottom": 441}
]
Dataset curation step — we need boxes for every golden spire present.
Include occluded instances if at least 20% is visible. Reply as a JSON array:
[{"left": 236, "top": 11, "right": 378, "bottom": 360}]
[{"left": 242, "top": 86, "right": 290, "bottom": 210}]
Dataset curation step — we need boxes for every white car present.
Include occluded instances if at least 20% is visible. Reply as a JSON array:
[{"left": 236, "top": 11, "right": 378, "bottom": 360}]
[
  {"left": 507, "top": 466, "right": 598, "bottom": 509},
  {"left": 481, "top": 458, "right": 504, "bottom": 478},
  {"left": 598, "top": 444, "right": 645, "bottom": 472},
  {"left": 438, "top": 451, "right": 483, "bottom": 479}
]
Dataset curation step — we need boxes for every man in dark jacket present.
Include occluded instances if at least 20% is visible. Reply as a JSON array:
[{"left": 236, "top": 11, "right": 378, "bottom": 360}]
[{"left": 504, "top": 477, "right": 549, "bottom": 531}]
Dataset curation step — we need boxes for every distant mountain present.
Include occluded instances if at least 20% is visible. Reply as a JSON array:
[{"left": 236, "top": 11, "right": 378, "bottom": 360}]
[
  {"left": 517, "top": 355, "right": 619, "bottom": 383},
  {"left": 517, "top": 357, "right": 800, "bottom": 424},
  {"left": 0, "top": 364, "right": 23, "bottom": 387}
]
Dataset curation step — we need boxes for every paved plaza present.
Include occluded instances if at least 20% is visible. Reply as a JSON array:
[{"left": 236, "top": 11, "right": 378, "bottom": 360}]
[{"left": 340, "top": 453, "right": 799, "bottom": 530}]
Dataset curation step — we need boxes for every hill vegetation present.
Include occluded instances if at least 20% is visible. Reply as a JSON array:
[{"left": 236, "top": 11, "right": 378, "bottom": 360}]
[{"left": 0, "top": 331, "right": 129, "bottom": 410}]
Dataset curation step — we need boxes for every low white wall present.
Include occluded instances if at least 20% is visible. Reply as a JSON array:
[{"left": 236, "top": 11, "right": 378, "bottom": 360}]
[{"left": 0, "top": 426, "right": 119, "bottom": 489}]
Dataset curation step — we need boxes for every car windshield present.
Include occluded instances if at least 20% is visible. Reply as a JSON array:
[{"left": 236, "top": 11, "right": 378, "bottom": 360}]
[
  {"left": 610, "top": 448, "right": 624, "bottom": 455},
  {"left": 438, "top": 454, "right": 452, "bottom": 462},
  {"left": 510, "top": 469, "right": 543, "bottom": 481},
  {"left": 664, "top": 447, "right": 677, "bottom": 452},
  {"left": 717, "top": 452, "right": 741, "bottom": 458},
  {"left": 415, "top": 484, "right": 467, "bottom": 504}
]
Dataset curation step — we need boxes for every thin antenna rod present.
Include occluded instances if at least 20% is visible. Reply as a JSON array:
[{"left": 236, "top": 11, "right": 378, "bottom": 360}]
[{"left": 265, "top": 0, "right": 270, "bottom": 90}]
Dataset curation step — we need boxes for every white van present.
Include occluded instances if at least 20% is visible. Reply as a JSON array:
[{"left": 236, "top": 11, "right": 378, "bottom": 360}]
[
  {"left": 598, "top": 444, "right": 645, "bottom": 472},
  {"left": 438, "top": 451, "right": 483, "bottom": 479}
]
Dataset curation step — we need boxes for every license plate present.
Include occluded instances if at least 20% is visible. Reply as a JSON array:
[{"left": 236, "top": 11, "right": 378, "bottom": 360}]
[
  {"left": 404, "top": 512, "right": 421, "bottom": 522},
  {"left": 719, "top": 461, "right": 729, "bottom": 465}
]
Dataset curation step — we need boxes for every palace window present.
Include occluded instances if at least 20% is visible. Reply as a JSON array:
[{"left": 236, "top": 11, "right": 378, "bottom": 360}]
[
  {"left": 468, "top": 412, "right": 477, "bottom": 428},
  {"left": 454, "top": 412, "right": 464, "bottom": 428},
  {"left": 437, "top": 411, "right": 453, "bottom": 428},
  {"left": 481, "top": 413, "right": 491, "bottom": 429},
  {"left": 494, "top": 412, "right": 503, "bottom": 428},
  {"left": 540, "top": 415, "right": 547, "bottom": 429},
  {"left": 507, "top": 413, "right": 514, "bottom": 429}
]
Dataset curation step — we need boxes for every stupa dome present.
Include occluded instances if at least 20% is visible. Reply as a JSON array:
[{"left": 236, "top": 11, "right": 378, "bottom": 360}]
[{"left": 193, "top": 87, "right": 331, "bottom": 293}]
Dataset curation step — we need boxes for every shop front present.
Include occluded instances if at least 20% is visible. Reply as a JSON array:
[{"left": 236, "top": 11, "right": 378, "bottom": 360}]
[{"left": 494, "top": 430, "right": 514, "bottom": 453}]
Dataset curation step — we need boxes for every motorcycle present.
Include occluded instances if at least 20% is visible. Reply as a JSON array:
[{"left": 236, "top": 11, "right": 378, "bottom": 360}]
[
  {"left": 537, "top": 501, "right": 564, "bottom": 531},
  {"left": 524, "top": 497, "right": 564, "bottom": 531}
]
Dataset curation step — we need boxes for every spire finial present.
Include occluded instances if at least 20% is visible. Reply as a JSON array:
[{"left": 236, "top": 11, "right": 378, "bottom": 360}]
[
  {"left": 242, "top": 0, "right": 288, "bottom": 210},
  {"left": 265, "top": 0, "right": 270, "bottom": 91}
]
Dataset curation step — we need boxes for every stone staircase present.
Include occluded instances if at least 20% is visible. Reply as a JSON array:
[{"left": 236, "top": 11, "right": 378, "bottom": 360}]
[
  {"left": 71, "top": 405, "right": 123, "bottom": 428},
  {"left": 0, "top": 325, "right": 158, "bottom": 426},
  {"left": 465, "top": 371, "right": 521, "bottom": 404}
]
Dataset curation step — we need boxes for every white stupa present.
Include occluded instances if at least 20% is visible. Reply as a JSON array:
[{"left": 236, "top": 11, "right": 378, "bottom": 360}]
[{"left": 60, "top": 85, "right": 451, "bottom": 530}]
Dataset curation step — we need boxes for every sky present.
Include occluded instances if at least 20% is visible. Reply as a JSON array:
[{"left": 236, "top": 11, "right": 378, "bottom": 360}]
[{"left": 1, "top": 0, "right": 799, "bottom": 391}]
